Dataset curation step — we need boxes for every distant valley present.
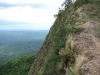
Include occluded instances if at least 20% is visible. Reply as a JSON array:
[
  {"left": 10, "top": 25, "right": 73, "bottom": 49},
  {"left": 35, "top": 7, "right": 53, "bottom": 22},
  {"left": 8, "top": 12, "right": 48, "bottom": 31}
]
[{"left": 0, "top": 30, "right": 48, "bottom": 64}]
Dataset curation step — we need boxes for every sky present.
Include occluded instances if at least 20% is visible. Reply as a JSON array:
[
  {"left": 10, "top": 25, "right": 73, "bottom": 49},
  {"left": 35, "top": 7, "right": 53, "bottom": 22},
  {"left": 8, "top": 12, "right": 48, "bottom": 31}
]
[{"left": 0, "top": 0, "right": 65, "bottom": 30}]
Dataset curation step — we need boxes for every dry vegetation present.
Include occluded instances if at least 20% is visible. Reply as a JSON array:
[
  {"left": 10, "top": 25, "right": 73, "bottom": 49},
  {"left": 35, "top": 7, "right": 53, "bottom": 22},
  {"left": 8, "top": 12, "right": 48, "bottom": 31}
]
[
  {"left": 29, "top": 1, "right": 100, "bottom": 75},
  {"left": 74, "top": 55, "right": 87, "bottom": 75}
]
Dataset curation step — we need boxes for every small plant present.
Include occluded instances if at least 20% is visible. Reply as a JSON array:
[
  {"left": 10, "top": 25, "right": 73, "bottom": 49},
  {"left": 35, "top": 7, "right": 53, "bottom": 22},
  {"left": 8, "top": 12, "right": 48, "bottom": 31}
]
[
  {"left": 38, "top": 70, "right": 44, "bottom": 75},
  {"left": 92, "top": 17, "right": 100, "bottom": 22},
  {"left": 74, "top": 0, "right": 93, "bottom": 8},
  {"left": 59, "top": 35, "right": 74, "bottom": 58},
  {"left": 57, "top": 61, "right": 64, "bottom": 71},
  {"left": 70, "top": 28, "right": 79, "bottom": 34},
  {"left": 93, "top": 26, "right": 100, "bottom": 38},
  {"left": 59, "top": 48, "right": 68, "bottom": 57},
  {"left": 68, "top": 69, "right": 75, "bottom": 75},
  {"left": 74, "top": 55, "right": 88, "bottom": 75},
  {"left": 58, "top": 35, "right": 77, "bottom": 74},
  {"left": 66, "top": 35, "right": 77, "bottom": 57},
  {"left": 70, "top": 40, "right": 77, "bottom": 50},
  {"left": 74, "top": 12, "right": 80, "bottom": 17},
  {"left": 61, "top": 0, "right": 73, "bottom": 9}
]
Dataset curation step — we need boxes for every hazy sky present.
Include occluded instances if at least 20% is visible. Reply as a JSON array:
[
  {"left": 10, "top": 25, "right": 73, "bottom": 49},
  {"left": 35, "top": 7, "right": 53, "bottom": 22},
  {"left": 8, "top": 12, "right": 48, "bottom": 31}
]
[{"left": 0, "top": 0, "right": 65, "bottom": 30}]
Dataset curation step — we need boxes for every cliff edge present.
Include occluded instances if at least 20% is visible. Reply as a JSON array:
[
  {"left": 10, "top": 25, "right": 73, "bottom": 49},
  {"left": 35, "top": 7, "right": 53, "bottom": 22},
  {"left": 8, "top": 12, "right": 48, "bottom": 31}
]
[{"left": 28, "top": 0, "right": 100, "bottom": 75}]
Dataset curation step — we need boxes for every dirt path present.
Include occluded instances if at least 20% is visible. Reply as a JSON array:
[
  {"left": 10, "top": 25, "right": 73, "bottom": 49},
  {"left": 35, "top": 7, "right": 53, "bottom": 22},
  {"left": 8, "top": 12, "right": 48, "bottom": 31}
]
[{"left": 74, "top": 19, "right": 100, "bottom": 75}]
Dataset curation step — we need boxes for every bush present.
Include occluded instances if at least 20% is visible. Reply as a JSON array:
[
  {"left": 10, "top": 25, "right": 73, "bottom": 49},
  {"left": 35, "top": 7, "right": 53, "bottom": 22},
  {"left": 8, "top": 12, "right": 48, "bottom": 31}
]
[
  {"left": 38, "top": 70, "right": 44, "bottom": 75},
  {"left": 74, "top": 0, "right": 93, "bottom": 8}
]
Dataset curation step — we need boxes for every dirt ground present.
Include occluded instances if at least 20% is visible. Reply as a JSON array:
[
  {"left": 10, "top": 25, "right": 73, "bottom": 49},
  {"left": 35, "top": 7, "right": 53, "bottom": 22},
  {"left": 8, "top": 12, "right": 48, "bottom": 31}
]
[{"left": 74, "top": 18, "right": 100, "bottom": 75}]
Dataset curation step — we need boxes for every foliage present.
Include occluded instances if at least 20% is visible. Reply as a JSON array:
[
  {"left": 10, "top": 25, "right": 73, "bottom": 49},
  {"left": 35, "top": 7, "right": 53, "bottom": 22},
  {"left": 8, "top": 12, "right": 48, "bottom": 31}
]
[
  {"left": 74, "top": 0, "right": 93, "bottom": 8},
  {"left": 70, "top": 28, "right": 79, "bottom": 34},
  {"left": 29, "top": 0, "right": 100, "bottom": 75},
  {"left": 68, "top": 70, "right": 75, "bottom": 75},
  {"left": 38, "top": 70, "right": 44, "bottom": 75},
  {"left": 92, "top": 17, "right": 100, "bottom": 22},
  {"left": 58, "top": 35, "right": 77, "bottom": 74},
  {"left": 54, "top": 0, "right": 74, "bottom": 19},
  {"left": 0, "top": 30, "right": 48, "bottom": 64},
  {"left": 40, "top": 1, "right": 83, "bottom": 73},
  {"left": 0, "top": 55, "right": 35, "bottom": 75},
  {"left": 42, "top": 27, "right": 67, "bottom": 75},
  {"left": 93, "top": 26, "right": 100, "bottom": 38},
  {"left": 61, "top": 0, "right": 73, "bottom": 9},
  {"left": 41, "top": 11, "right": 79, "bottom": 75},
  {"left": 81, "top": 0, "right": 100, "bottom": 22},
  {"left": 74, "top": 55, "right": 87, "bottom": 75}
]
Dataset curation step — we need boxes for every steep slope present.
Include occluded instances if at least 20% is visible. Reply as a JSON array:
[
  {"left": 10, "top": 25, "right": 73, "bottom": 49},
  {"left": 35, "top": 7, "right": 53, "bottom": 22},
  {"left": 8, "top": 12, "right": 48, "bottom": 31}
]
[
  {"left": 75, "top": 20, "right": 100, "bottom": 75},
  {"left": 74, "top": 4, "right": 100, "bottom": 75},
  {"left": 29, "top": 0, "right": 100, "bottom": 75}
]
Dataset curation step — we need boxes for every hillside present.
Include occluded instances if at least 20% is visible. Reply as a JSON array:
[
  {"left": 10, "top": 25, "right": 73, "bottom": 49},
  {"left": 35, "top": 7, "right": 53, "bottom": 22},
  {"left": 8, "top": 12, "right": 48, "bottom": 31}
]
[
  {"left": 0, "top": 55, "right": 35, "bottom": 75},
  {"left": 28, "top": 0, "right": 100, "bottom": 75}
]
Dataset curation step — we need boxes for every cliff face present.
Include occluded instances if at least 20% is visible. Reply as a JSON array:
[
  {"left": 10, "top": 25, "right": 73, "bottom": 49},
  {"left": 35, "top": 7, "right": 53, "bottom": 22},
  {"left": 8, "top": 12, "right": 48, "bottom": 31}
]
[{"left": 28, "top": 1, "right": 100, "bottom": 75}]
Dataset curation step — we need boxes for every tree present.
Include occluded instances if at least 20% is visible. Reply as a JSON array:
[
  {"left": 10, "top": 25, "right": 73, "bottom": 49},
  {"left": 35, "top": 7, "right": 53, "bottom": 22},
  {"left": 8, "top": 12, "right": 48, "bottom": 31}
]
[
  {"left": 61, "top": 0, "right": 72, "bottom": 9},
  {"left": 74, "top": 0, "right": 93, "bottom": 8}
]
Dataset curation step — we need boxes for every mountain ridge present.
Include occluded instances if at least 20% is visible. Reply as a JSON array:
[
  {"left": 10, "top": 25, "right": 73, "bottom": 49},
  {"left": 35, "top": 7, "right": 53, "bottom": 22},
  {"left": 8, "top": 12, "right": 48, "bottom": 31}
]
[{"left": 29, "top": 0, "right": 100, "bottom": 75}]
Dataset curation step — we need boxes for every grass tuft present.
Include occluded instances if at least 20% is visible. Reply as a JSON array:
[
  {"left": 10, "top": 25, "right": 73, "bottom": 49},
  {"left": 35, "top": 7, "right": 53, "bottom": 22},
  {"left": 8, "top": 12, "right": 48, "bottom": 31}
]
[{"left": 74, "top": 55, "right": 88, "bottom": 75}]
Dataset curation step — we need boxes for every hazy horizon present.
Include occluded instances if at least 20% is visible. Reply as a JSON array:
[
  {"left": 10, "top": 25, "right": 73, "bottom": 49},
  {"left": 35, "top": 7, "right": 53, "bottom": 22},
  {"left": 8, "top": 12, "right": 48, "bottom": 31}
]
[{"left": 0, "top": 29, "right": 49, "bottom": 31}]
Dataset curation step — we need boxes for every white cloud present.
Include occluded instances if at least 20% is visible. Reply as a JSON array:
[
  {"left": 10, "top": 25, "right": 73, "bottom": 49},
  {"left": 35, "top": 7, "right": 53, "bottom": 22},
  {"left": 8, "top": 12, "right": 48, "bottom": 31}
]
[
  {"left": 0, "top": 0, "right": 65, "bottom": 30},
  {"left": 1, "top": 0, "right": 63, "bottom": 5}
]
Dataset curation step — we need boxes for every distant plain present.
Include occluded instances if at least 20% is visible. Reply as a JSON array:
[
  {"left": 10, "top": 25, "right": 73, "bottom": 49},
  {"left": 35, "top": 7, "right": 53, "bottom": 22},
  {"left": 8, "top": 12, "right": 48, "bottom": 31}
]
[{"left": 0, "top": 30, "right": 48, "bottom": 64}]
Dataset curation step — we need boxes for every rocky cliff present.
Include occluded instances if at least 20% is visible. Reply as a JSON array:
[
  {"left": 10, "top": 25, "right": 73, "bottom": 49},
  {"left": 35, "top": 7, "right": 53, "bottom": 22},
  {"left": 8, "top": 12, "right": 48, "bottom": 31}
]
[{"left": 28, "top": 0, "right": 100, "bottom": 75}]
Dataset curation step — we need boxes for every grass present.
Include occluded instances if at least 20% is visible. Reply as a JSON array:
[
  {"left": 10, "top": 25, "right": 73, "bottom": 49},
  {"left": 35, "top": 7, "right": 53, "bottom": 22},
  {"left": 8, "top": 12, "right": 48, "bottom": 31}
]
[
  {"left": 58, "top": 35, "right": 77, "bottom": 74},
  {"left": 74, "top": 55, "right": 88, "bottom": 75},
  {"left": 29, "top": 1, "right": 90, "bottom": 75},
  {"left": 82, "top": 3, "right": 100, "bottom": 23},
  {"left": 66, "top": 55, "right": 88, "bottom": 75},
  {"left": 38, "top": 70, "right": 44, "bottom": 75},
  {"left": 93, "top": 26, "right": 100, "bottom": 38},
  {"left": 44, "top": 1, "right": 100, "bottom": 75},
  {"left": 68, "top": 69, "right": 75, "bottom": 75},
  {"left": 58, "top": 34, "right": 88, "bottom": 75},
  {"left": 91, "top": 17, "right": 100, "bottom": 22},
  {"left": 59, "top": 35, "right": 75, "bottom": 58},
  {"left": 44, "top": 11, "right": 82, "bottom": 75},
  {"left": 57, "top": 61, "right": 64, "bottom": 72},
  {"left": 42, "top": 24, "right": 79, "bottom": 75}
]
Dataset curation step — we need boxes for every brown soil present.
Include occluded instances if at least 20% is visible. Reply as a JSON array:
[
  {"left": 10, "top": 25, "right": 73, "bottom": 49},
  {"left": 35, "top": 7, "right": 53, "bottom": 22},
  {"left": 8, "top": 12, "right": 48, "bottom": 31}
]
[{"left": 74, "top": 18, "right": 100, "bottom": 75}]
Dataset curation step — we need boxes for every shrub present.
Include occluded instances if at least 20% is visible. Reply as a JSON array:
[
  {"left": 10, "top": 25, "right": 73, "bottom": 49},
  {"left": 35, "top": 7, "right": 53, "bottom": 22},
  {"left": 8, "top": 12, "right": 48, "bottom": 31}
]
[
  {"left": 58, "top": 35, "right": 77, "bottom": 74},
  {"left": 61, "top": 0, "right": 73, "bottom": 9},
  {"left": 74, "top": 55, "right": 88, "bottom": 75},
  {"left": 74, "top": 0, "right": 93, "bottom": 8},
  {"left": 38, "top": 70, "right": 44, "bottom": 75}
]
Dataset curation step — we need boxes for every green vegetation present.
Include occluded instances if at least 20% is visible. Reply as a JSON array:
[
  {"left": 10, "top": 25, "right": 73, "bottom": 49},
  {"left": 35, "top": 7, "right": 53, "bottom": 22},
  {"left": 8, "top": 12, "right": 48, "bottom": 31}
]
[
  {"left": 29, "top": 0, "right": 100, "bottom": 75},
  {"left": 0, "top": 30, "right": 48, "bottom": 64},
  {"left": 42, "top": 26, "right": 78, "bottom": 75},
  {"left": 1, "top": 0, "right": 100, "bottom": 75},
  {"left": 0, "top": 55, "right": 35, "bottom": 75},
  {"left": 73, "top": 55, "right": 87, "bottom": 75},
  {"left": 93, "top": 26, "right": 100, "bottom": 38},
  {"left": 74, "top": 0, "right": 93, "bottom": 8},
  {"left": 38, "top": 2, "right": 81, "bottom": 75},
  {"left": 38, "top": 70, "right": 44, "bottom": 75},
  {"left": 61, "top": 0, "right": 73, "bottom": 9},
  {"left": 84, "top": 2, "right": 100, "bottom": 22}
]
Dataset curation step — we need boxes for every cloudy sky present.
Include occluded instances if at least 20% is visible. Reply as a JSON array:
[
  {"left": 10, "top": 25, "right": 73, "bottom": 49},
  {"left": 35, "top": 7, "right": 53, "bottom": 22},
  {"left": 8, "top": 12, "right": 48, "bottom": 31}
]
[{"left": 0, "top": 0, "right": 65, "bottom": 30}]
